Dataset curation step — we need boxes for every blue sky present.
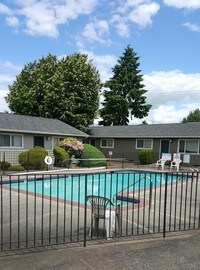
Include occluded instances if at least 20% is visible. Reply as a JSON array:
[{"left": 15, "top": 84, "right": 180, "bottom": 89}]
[{"left": 0, "top": 0, "right": 200, "bottom": 124}]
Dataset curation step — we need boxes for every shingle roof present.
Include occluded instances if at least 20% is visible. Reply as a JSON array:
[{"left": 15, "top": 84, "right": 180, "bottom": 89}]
[
  {"left": 87, "top": 122, "right": 200, "bottom": 138},
  {"left": 0, "top": 113, "right": 88, "bottom": 137}
]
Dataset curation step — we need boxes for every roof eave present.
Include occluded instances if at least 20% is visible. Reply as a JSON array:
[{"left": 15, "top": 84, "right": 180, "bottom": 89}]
[
  {"left": 0, "top": 128, "right": 88, "bottom": 137},
  {"left": 88, "top": 135, "right": 200, "bottom": 138}
]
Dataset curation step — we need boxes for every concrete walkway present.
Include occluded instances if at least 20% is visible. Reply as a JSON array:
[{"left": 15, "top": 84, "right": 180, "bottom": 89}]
[{"left": 0, "top": 231, "right": 199, "bottom": 270}]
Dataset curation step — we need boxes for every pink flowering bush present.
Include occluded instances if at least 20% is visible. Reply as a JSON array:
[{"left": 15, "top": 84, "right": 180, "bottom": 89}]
[{"left": 59, "top": 137, "right": 84, "bottom": 158}]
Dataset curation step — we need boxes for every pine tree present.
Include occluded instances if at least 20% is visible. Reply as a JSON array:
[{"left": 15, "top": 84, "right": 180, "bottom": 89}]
[{"left": 99, "top": 46, "right": 151, "bottom": 125}]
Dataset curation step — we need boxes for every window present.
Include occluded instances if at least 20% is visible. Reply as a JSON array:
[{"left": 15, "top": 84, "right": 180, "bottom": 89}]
[
  {"left": 11, "top": 135, "right": 22, "bottom": 147},
  {"left": 178, "top": 140, "right": 199, "bottom": 154},
  {"left": 186, "top": 140, "right": 198, "bottom": 153},
  {"left": 0, "top": 135, "right": 10, "bottom": 147},
  {"left": 90, "top": 139, "right": 96, "bottom": 147},
  {"left": 179, "top": 140, "right": 200, "bottom": 154},
  {"left": 0, "top": 134, "right": 22, "bottom": 148},
  {"left": 100, "top": 139, "right": 114, "bottom": 148},
  {"left": 136, "top": 139, "right": 152, "bottom": 149},
  {"left": 179, "top": 140, "right": 185, "bottom": 152}
]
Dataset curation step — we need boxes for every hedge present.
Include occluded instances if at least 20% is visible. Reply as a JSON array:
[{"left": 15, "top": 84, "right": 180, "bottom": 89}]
[
  {"left": 138, "top": 149, "right": 154, "bottom": 165},
  {"left": 80, "top": 144, "right": 106, "bottom": 167},
  {"left": 18, "top": 146, "right": 48, "bottom": 170},
  {"left": 0, "top": 161, "right": 11, "bottom": 170},
  {"left": 53, "top": 147, "right": 70, "bottom": 167}
]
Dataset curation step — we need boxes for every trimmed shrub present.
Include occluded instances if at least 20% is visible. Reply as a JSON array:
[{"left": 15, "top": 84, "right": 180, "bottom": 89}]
[
  {"left": 53, "top": 147, "right": 70, "bottom": 167},
  {"left": 0, "top": 161, "right": 11, "bottom": 170},
  {"left": 8, "top": 165, "right": 25, "bottom": 171},
  {"left": 138, "top": 149, "right": 154, "bottom": 165},
  {"left": 18, "top": 146, "right": 48, "bottom": 170},
  {"left": 80, "top": 144, "right": 106, "bottom": 167}
]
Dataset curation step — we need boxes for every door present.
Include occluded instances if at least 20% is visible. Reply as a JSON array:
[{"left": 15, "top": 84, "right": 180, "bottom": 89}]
[
  {"left": 34, "top": 136, "right": 44, "bottom": 148},
  {"left": 160, "top": 140, "right": 170, "bottom": 156}
]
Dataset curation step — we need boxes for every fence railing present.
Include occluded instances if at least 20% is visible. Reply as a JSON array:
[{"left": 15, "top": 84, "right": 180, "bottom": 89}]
[
  {"left": 0, "top": 170, "right": 199, "bottom": 251},
  {"left": 0, "top": 149, "right": 127, "bottom": 174}
]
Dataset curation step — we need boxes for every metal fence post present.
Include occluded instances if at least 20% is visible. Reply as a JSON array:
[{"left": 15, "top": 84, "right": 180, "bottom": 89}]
[
  {"left": 163, "top": 172, "right": 168, "bottom": 238},
  {"left": 84, "top": 174, "right": 88, "bottom": 247},
  {"left": 122, "top": 155, "right": 124, "bottom": 169},
  {"left": 27, "top": 152, "right": 29, "bottom": 172},
  {"left": 3, "top": 152, "right": 5, "bottom": 175}
]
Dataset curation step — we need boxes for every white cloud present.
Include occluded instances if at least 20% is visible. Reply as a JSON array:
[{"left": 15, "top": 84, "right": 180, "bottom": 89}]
[
  {"left": 146, "top": 103, "right": 200, "bottom": 124},
  {"left": 128, "top": 2, "right": 160, "bottom": 28},
  {"left": 183, "top": 22, "right": 200, "bottom": 32},
  {"left": 0, "top": 82, "right": 11, "bottom": 112},
  {"left": 117, "top": 0, "right": 148, "bottom": 13},
  {"left": 111, "top": 1, "right": 160, "bottom": 36},
  {"left": 0, "top": 74, "right": 15, "bottom": 84},
  {"left": 81, "top": 50, "right": 117, "bottom": 82},
  {"left": 110, "top": 15, "right": 130, "bottom": 37},
  {"left": 0, "top": 3, "right": 12, "bottom": 15},
  {"left": 163, "top": 0, "right": 200, "bottom": 9},
  {"left": 116, "top": 22, "right": 130, "bottom": 37},
  {"left": 0, "top": 61, "right": 22, "bottom": 72},
  {"left": 82, "top": 20, "right": 110, "bottom": 44},
  {"left": 144, "top": 70, "right": 200, "bottom": 103},
  {"left": 0, "top": 61, "right": 21, "bottom": 112},
  {"left": 0, "top": 86, "right": 10, "bottom": 112},
  {"left": 1, "top": 0, "right": 99, "bottom": 38},
  {"left": 142, "top": 70, "right": 200, "bottom": 123},
  {"left": 5, "top": 16, "right": 20, "bottom": 29}
]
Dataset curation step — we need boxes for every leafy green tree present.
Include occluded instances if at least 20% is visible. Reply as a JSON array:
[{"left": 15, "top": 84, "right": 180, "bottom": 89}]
[
  {"left": 142, "top": 120, "right": 148, "bottom": 125},
  {"left": 99, "top": 46, "right": 151, "bottom": 126},
  {"left": 6, "top": 53, "right": 101, "bottom": 130},
  {"left": 182, "top": 108, "right": 200, "bottom": 123}
]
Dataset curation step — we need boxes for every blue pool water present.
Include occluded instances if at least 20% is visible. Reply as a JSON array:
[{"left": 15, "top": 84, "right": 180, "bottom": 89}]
[{"left": 7, "top": 171, "right": 179, "bottom": 204}]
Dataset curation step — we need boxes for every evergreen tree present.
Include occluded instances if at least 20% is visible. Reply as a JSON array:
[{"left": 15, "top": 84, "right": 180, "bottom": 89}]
[
  {"left": 182, "top": 108, "right": 200, "bottom": 123},
  {"left": 99, "top": 46, "right": 151, "bottom": 125}
]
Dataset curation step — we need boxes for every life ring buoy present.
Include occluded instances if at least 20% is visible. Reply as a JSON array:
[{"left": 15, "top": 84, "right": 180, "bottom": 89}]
[{"left": 45, "top": 156, "right": 53, "bottom": 165}]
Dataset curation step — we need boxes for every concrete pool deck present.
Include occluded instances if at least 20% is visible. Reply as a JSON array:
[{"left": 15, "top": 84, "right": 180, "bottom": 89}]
[{"left": 0, "top": 231, "right": 199, "bottom": 270}]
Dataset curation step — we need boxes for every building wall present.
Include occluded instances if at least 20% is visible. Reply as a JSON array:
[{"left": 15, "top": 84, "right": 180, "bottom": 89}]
[
  {"left": 89, "top": 137, "right": 200, "bottom": 166},
  {"left": 0, "top": 132, "right": 84, "bottom": 165}
]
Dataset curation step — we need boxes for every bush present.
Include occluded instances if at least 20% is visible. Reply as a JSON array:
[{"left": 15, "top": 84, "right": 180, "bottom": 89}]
[
  {"left": 18, "top": 146, "right": 48, "bottom": 170},
  {"left": 138, "top": 150, "right": 154, "bottom": 165},
  {"left": 53, "top": 147, "right": 70, "bottom": 167},
  {"left": 59, "top": 137, "right": 84, "bottom": 158},
  {"left": 80, "top": 144, "right": 106, "bottom": 167},
  {"left": 8, "top": 165, "right": 25, "bottom": 171},
  {"left": 0, "top": 161, "right": 11, "bottom": 170}
]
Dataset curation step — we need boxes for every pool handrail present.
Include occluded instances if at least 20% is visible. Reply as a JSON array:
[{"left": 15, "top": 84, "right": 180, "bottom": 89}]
[{"left": 112, "top": 175, "right": 153, "bottom": 206}]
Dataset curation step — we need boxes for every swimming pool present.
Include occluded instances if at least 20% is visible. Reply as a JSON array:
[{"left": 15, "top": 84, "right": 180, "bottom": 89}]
[{"left": 6, "top": 171, "right": 180, "bottom": 205}]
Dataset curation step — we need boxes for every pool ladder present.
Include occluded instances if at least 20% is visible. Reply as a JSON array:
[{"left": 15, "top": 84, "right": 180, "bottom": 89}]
[{"left": 113, "top": 176, "right": 153, "bottom": 207}]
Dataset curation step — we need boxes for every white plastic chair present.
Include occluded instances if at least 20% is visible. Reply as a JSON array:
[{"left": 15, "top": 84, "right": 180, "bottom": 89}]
[
  {"left": 156, "top": 158, "right": 169, "bottom": 170},
  {"left": 170, "top": 158, "right": 182, "bottom": 172},
  {"left": 87, "top": 195, "right": 116, "bottom": 239}
]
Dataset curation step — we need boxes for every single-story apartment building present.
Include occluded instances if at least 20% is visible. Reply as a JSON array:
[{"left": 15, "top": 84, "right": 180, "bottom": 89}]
[
  {"left": 86, "top": 123, "right": 200, "bottom": 166},
  {"left": 0, "top": 113, "right": 88, "bottom": 164},
  {"left": 1, "top": 113, "right": 200, "bottom": 166}
]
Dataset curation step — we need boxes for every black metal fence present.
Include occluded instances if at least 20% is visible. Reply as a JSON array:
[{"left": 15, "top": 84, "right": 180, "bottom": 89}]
[
  {"left": 0, "top": 150, "right": 127, "bottom": 174},
  {"left": 0, "top": 170, "right": 199, "bottom": 251}
]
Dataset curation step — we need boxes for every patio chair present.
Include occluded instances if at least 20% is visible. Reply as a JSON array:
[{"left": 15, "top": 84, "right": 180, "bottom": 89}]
[
  {"left": 156, "top": 158, "right": 169, "bottom": 170},
  {"left": 170, "top": 158, "right": 182, "bottom": 172},
  {"left": 86, "top": 195, "right": 117, "bottom": 239}
]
